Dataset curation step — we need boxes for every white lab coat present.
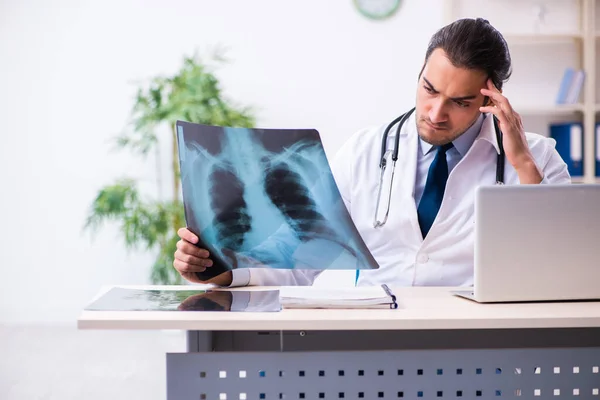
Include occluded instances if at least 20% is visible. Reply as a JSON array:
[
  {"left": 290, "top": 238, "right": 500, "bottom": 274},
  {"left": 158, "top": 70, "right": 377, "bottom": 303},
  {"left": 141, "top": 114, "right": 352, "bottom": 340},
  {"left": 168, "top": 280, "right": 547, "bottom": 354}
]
[{"left": 230, "top": 112, "right": 571, "bottom": 288}]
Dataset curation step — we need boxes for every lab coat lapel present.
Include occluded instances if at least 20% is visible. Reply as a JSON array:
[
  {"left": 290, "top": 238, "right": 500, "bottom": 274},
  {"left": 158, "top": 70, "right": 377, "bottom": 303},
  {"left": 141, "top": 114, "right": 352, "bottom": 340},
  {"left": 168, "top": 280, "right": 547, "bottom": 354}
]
[{"left": 395, "top": 114, "right": 423, "bottom": 243}]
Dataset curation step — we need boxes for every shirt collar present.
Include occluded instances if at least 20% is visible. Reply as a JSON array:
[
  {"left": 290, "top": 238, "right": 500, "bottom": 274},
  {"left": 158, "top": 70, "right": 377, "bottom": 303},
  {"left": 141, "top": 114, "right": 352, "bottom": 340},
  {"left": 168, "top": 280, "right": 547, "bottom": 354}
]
[
  {"left": 419, "top": 113, "right": 486, "bottom": 156},
  {"left": 475, "top": 112, "right": 502, "bottom": 154}
]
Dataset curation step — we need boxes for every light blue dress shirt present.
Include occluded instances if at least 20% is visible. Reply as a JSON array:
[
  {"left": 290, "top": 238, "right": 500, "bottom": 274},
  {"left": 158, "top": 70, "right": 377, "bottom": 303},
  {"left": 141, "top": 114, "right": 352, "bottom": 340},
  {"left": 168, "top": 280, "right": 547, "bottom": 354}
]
[{"left": 414, "top": 113, "right": 485, "bottom": 206}]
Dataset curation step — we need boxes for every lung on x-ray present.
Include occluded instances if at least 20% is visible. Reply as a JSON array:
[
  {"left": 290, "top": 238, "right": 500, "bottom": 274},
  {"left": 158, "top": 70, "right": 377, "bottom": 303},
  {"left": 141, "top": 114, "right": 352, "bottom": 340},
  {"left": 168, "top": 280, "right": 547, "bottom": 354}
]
[{"left": 176, "top": 121, "right": 379, "bottom": 281}]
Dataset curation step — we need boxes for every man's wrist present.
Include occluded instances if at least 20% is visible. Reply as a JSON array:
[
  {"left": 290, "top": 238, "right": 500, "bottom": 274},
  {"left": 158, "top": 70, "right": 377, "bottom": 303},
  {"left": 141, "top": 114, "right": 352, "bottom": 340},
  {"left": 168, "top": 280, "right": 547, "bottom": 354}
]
[
  {"left": 207, "top": 271, "right": 233, "bottom": 286},
  {"left": 514, "top": 158, "right": 543, "bottom": 184}
]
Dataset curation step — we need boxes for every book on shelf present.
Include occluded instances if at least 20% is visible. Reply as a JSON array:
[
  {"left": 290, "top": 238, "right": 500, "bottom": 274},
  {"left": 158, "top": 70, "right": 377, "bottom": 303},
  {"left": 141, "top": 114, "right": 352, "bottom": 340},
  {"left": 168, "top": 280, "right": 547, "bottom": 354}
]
[
  {"left": 279, "top": 285, "right": 398, "bottom": 309},
  {"left": 556, "top": 68, "right": 585, "bottom": 105}
]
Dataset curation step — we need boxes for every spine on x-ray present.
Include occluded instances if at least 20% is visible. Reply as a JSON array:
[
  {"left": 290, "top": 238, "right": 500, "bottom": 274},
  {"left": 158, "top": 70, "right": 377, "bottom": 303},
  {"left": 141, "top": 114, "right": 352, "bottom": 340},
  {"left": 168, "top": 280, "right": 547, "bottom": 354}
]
[{"left": 209, "top": 163, "right": 251, "bottom": 251}]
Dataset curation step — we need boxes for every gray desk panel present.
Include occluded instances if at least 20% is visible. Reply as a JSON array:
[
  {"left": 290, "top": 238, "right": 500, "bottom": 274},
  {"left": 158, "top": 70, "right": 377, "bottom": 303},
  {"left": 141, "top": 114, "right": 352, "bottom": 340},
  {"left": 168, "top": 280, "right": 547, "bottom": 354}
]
[{"left": 167, "top": 347, "right": 600, "bottom": 399}]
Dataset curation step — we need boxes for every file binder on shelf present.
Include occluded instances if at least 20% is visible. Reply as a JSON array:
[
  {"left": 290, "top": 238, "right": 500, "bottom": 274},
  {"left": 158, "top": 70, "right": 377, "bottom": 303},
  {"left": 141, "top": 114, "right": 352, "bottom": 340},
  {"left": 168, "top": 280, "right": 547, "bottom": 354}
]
[
  {"left": 549, "top": 122, "right": 584, "bottom": 178},
  {"left": 596, "top": 123, "right": 600, "bottom": 178}
]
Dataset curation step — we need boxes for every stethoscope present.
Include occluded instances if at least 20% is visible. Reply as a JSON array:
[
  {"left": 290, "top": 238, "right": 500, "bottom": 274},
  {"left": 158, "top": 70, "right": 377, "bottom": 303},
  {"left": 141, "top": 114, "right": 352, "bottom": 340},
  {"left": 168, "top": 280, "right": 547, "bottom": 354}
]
[{"left": 373, "top": 107, "right": 506, "bottom": 228}]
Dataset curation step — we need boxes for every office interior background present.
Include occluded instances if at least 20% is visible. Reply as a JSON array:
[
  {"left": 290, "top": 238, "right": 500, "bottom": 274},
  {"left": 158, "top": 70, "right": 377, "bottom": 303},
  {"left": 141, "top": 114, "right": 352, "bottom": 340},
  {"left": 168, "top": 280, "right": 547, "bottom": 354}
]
[{"left": 0, "top": 0, "right": 597, "bottom": 398}]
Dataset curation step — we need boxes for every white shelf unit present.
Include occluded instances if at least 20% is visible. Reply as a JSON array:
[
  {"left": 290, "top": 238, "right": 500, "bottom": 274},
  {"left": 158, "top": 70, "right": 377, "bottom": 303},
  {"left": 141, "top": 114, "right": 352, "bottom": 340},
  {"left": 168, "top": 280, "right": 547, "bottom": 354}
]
[
  {"left": 505, "top": 32, "right": 584, "bottom": 43},
  {"left": 444, "top": 0, "right": 598, "bottom": 184},
  {"left": 512, "top": 103, "right": 585, "bottom": 115}
]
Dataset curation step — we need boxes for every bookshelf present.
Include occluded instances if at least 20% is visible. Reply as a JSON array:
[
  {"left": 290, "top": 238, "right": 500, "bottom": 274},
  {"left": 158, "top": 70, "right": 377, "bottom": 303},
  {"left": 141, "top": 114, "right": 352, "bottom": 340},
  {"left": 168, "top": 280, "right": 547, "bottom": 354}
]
[
  {"left": 444, "top": 0, "right": 598, "bottom": 184},
  {"left": 512, "top": 103, "right": 585, "bottom": 115}
]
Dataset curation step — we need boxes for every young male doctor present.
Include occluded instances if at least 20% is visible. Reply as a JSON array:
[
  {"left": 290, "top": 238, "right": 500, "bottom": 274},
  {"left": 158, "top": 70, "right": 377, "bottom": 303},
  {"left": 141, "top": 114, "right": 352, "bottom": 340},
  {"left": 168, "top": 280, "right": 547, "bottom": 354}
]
[{"left": 172, "top": 18, "right": 571, "bottom": 288}]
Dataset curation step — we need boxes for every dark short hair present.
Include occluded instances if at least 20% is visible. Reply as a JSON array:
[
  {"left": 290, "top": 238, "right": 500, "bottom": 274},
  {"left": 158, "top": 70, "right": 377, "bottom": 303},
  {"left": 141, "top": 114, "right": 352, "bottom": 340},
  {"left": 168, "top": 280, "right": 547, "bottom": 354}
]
[{"left": 421, "top": 18, "right": 512, "bottom": 91}]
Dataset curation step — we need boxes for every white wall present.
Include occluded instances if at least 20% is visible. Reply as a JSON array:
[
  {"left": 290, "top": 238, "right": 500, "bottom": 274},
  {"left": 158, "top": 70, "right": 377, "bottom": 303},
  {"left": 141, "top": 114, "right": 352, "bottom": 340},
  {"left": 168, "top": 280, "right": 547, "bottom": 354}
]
[{"left": 0, "top": 0, "right": 444, "bottom": 323}]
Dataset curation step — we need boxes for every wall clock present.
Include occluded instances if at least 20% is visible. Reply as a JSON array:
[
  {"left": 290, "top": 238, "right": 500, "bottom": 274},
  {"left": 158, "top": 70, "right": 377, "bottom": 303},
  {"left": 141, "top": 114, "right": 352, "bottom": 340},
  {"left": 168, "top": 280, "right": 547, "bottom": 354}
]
[{"left": 354, "top": 0, "right": 402, "bottom": 20}]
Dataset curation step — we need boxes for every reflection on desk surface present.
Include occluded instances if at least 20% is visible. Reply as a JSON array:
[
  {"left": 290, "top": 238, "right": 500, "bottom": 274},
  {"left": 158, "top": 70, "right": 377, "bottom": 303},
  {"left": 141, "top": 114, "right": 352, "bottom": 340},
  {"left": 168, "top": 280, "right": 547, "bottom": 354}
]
[{"left": 84, "top": 287, "right": 281, "bottom": 312}]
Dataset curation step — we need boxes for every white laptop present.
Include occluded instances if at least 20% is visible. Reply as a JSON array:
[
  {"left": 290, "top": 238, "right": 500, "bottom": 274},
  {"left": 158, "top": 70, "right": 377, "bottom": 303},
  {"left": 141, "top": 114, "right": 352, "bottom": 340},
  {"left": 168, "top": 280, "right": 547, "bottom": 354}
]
[{"left": 454, "top": 184, "right": 600, "bottom": 303}]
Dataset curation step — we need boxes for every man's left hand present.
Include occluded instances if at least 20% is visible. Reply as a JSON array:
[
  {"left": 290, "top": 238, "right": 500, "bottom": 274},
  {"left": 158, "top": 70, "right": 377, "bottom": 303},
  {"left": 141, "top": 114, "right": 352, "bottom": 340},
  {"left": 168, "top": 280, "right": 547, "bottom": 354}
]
[{"left": 479, "top": 79, "right": 543, "bottom": 184}]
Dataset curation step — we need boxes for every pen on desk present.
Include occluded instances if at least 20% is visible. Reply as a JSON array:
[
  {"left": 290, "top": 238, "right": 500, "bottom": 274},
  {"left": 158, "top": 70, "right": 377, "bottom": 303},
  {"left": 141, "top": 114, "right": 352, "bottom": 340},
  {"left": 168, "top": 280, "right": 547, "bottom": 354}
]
[{"left": 381, "top": 284, "right": 396, "bottom": 302}]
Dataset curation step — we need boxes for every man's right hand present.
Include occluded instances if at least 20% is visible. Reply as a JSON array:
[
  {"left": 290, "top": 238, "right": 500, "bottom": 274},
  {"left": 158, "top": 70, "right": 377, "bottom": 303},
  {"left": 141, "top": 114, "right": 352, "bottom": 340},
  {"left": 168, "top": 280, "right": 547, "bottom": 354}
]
[{"left": 173, "top": 228, "right": 233, "bottom": 286}]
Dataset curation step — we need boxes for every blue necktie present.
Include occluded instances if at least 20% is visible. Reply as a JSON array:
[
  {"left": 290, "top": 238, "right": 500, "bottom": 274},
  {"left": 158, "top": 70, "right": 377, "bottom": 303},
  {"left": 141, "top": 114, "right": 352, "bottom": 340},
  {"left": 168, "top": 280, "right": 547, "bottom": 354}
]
[{"left": 417, "top": 143, "right": 453, "bottom": 239}]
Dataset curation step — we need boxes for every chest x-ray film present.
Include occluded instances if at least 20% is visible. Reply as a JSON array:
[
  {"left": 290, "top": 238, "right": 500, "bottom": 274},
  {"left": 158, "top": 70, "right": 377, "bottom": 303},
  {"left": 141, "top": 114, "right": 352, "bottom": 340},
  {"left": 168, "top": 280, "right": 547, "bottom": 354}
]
[{"left": 176, "top": 121, "right": 379, "bottom": 280}]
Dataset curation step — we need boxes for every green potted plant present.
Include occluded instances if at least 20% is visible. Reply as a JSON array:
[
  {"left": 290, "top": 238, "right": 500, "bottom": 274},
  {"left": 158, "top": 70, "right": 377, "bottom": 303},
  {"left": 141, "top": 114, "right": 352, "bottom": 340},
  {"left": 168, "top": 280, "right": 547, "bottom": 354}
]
[{"left": 85, "top": 52, "right": 256, "bottom": 284}]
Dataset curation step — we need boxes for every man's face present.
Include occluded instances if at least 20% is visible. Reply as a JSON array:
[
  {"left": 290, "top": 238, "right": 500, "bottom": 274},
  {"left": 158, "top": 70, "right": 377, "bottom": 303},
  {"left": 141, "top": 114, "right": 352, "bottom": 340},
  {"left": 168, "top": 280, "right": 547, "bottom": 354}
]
[{"left": 415, "top": 48, "right": 489, "bottom": 146}]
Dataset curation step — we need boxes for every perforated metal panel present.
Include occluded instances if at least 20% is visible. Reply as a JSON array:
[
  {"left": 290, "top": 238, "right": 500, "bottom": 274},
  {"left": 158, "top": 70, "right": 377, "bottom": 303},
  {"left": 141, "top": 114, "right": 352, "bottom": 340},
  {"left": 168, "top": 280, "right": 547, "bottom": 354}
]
[{"left": 167, "top": 348, "right": 600, "bottom": 399}]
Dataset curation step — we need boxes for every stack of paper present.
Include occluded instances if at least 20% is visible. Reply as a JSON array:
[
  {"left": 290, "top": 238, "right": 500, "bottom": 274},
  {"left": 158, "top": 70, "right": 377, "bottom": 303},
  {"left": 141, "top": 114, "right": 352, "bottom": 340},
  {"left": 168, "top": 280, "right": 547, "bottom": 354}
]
[{"left": 279, "top": 285, "right": 398, "bottom": 309}]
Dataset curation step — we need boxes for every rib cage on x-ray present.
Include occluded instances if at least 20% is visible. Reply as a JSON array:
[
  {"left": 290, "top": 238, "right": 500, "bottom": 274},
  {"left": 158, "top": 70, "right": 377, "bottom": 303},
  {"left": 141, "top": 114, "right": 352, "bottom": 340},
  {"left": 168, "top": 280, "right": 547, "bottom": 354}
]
[
  {"left": 208, "top": 147, "right": 348, "bottom": 254},
  {"left": 264, "top": 163, "right": 339, "bottom": 243},
  {"left": 176, "top": 121, "right": 379, "bottom": 280}
]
